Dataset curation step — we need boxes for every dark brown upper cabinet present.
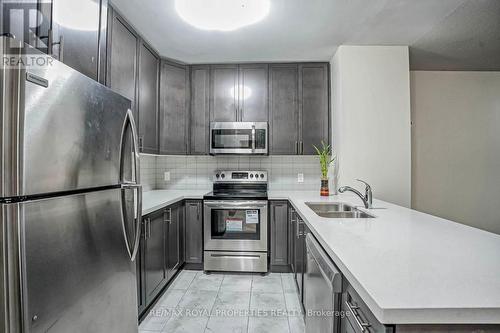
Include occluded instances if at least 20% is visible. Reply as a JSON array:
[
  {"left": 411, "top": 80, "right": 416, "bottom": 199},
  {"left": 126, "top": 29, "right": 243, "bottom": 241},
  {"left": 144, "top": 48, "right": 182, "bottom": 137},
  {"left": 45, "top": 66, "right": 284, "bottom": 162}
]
[
  {"left": 190, "top": 65, "right": 210, "bottom": 155},
  {"left": 299, "top": 63, "right": 330, "bottom": 155},
  {"left": 269, "top": 64, "right": 300, "bottom": 155},
  {"left": 4, "top": 0, "right": 108, "bottom": 82},
  {"left": 159, "top": 61, "right": 189, "bottom": 155},
  {"left": 107, "top": 9, "right": 139, "bottom": 121},
  {"left": 210, "top": 64, "right": 239, "bottom": 122},
  {"left": 138, "top": 42, "right": 160, "bottom": 154},
  {"left": 210, "top": 64, "right": 269, "bottom": 123},
  {"left": 269, "top": 63, "right": 329, "bottom": 155},
  {"left": 239, "top": 64, "right": 269, "bottom": 122}
]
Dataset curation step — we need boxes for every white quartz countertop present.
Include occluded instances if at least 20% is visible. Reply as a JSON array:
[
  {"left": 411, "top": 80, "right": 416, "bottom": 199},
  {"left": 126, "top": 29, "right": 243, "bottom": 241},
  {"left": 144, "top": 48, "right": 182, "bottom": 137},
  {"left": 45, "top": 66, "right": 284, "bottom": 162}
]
[
  {"left": 142, "top": 189, "right": 500, "bottom": 324},
  {"left": 142, "top": 190, "right": 208, "bottom": 215}
]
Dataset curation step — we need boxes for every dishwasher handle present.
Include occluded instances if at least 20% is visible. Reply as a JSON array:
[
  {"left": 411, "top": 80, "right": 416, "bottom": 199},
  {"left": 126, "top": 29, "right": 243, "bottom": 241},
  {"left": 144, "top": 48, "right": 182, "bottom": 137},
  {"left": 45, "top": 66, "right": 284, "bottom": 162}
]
[{"left": 305, "top": 233, "right": 342, "bottom": 292}]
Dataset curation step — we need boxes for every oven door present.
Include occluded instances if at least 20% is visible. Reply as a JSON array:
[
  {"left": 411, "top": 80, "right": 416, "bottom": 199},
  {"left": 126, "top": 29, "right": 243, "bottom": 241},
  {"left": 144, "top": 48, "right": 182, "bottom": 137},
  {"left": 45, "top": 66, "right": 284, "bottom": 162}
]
[
  {"left": 204, "top": 200, "right": 268, "bottom": 252},
  {"left": 210, "top": 122, "right": 268, "bottom": 155}
]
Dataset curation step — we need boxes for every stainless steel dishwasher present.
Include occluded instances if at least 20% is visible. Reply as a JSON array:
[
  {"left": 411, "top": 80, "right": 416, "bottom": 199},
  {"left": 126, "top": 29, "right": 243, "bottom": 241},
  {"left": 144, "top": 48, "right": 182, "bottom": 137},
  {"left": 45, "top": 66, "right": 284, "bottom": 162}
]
[{"left": 304, "top": 233, "right": 343, "bottom": 333}]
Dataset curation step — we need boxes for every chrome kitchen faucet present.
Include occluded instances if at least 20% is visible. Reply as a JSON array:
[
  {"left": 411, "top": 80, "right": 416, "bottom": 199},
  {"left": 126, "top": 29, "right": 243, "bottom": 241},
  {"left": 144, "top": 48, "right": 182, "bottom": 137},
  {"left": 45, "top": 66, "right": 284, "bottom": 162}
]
[{"left": 339, "top": 179, "right": 373, "bottom": 209}]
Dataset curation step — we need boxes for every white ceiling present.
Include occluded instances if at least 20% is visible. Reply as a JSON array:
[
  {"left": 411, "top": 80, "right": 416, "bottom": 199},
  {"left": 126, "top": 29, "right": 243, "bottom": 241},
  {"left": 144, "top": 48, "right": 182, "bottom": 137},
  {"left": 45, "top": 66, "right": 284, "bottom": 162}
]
[{"left": 111, "top": 0, "right": 500, "bottom": 69}]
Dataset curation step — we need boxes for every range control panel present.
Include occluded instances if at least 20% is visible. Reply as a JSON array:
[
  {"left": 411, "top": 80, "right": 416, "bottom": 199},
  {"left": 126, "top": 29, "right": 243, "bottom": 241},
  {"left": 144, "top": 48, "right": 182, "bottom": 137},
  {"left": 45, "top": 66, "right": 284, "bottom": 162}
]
[{"left": 213, "top": 171, "right": 268, "bottom": 183}]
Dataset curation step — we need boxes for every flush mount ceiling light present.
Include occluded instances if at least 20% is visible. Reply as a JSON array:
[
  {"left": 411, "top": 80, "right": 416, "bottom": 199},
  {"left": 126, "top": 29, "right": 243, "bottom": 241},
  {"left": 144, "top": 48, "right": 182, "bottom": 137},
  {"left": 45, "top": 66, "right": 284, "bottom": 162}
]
[{"left": 175, "top": 0, "right": 271, "bottom": 31}]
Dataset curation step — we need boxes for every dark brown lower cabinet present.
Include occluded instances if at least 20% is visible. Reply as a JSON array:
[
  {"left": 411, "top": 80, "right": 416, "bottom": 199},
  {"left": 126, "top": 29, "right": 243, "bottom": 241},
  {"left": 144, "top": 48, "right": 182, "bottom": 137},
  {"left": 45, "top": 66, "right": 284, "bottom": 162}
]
[
  {"left": 137, "top": 201, "right": 185, "bottom": 316},
  {"left": 144, "top": 209, "right": 166, "bottom": 305},
  {"left": 270, "top": 201, "right": 289, "bottom": 272},
  {"left": 341, "top": 278, "right": 393, "bottom": 333},
  {"left": 294, "top": 215, "right": 307, "bottom": 302},
  {"left": 136, "top": 226, "right": 146, "bottom": 315},
  {"left": 185, "top": 200, "right": 203, "bottom": 265},
  {"left": 288, "top": 205, "right": 296, "bottom": 274}
]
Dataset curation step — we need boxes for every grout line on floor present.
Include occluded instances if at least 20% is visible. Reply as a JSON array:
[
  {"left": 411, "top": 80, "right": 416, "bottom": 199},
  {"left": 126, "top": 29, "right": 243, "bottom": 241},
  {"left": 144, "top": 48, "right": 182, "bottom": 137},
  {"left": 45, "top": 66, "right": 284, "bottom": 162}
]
[
  {"left": 282, "top": 273, "right": 292, "bottom": 333},
  {"left": 248, "top": 273, "right": 254, "bottom": 333}
]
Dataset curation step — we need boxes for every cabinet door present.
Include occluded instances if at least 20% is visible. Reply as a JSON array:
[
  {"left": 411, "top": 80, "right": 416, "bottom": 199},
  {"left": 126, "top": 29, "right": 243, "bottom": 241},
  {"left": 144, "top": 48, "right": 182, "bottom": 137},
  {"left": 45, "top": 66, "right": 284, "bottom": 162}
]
[
  {"left": 239, "top": 64, "right": 269, "bottom": 122},
  {"left": 295, "top": 217, "right": 305, "bottom": 301},
  {"left": 144, "top": 211, "right": 166, "bottom": 303},
  {"left": 159, "top": 62, "right": 188, "bottom": 155},
  {"left": 108, "top": 12, "right": 139, "bottom": 120},
  {"left": 185, "top": 200, "right": 203, "bottom": 264},
  {"left": 138, "top": 42, "right": 159, "bottom": 154},
  {"left": 179, "top": 203, "right": 185, "bottom": 266},
  {"left": 52, "top": 0, "right": 105, "bottom": 81},
  {"left": 136, "top": 225, "right": 146, "bottom": 314},
  {"left": 269, "top": 65, "right": 299, "bottom": 154},
  {"left": 288, "top": 205, "right": 296, "bottom": 273},
  {"left": 210, "top": 65, "right": 238, "bottom": 122},
  {"left": 340, "top": 317, "right": 357, "bottom": 333},
  {"left": 299, "top": 63, "right": 329, "bottom": 155},
  {"left": 270, "top": 201, "right": 288, "bottom": 266},
  {"left": 190, "top": 66, "right": 210, "bottom": 154},
  {"left": 166, "top": 206, "right": 180, "bottom": 280}
]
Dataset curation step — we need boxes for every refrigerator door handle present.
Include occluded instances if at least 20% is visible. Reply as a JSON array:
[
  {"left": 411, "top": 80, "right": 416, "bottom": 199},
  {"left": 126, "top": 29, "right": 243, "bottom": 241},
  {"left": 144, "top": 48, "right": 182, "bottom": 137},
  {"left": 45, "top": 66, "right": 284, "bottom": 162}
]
[
  {"left": 120, "top": 183, "right": 142, "bottom": 261},
  {"left": 132, "top": 186, "right": 142, "bottom": 261},
  {"left": 119, "top": 109, "right": 141, "bottom": 184},
  {"left": 119, "top": 109, "right": 142, "bottom": 262}
]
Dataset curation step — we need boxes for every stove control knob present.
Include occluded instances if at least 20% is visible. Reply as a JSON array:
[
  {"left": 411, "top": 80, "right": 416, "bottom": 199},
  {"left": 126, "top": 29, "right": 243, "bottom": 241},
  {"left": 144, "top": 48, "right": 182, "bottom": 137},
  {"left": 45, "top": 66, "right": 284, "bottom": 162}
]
[
  {"left": 215, "top": 173, "right": 220, "bottom": 178},
  {"left": 250, "top": 174, "right": 254, "bottom": 178},
  {"left": 255, "top": 174, "right": 259, "bottom": 179},
  {"left": 260, "top": 173, "right": 265, "bottom": 179},
  {"left": 221, "top": 173, "right": 225, "bottom": 179}
]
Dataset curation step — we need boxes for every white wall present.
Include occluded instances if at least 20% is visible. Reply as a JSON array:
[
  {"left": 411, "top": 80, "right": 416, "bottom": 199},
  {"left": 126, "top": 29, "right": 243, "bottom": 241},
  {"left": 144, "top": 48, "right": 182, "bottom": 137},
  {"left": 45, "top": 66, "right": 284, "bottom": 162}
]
[
  {"left": 411, "top": 71, "right": 500, "bottom": 235},
  {"left": 330, "top": 46, "right": 411, "bottom": 207}
]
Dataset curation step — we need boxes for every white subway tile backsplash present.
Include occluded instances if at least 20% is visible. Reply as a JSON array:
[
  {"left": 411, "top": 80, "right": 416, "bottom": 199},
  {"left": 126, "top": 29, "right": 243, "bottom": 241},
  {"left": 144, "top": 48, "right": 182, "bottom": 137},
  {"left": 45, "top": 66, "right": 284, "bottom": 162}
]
[{"left": 140, "top": 154, "right": 323, "bottom": 192}]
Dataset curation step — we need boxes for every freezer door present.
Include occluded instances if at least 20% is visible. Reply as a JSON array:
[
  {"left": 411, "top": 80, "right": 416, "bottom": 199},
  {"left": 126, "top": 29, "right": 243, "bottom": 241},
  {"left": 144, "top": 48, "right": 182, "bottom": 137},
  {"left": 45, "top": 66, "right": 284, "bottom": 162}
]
[
  {"left": 20, "top": 188, "right": 138, "bottom": 332},
  {"left": 0, "top": 38, "right": 135, "bottom": 197}
]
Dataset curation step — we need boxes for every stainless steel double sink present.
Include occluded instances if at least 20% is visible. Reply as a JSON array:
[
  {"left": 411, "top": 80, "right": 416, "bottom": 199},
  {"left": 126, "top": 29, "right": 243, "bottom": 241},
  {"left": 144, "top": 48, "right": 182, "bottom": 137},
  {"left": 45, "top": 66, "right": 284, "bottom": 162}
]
[{"left": 306, "top": 202, "right": 375, "bottom": 219}]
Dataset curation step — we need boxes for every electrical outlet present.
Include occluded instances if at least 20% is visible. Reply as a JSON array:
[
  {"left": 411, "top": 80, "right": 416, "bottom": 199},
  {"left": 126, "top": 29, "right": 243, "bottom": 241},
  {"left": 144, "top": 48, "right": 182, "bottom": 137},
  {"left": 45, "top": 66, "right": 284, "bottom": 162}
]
[
  {"left": 164, "top": 172, "right": 170, "bottom": 181},
  {"left": 297, "top": 173, "right": 304, "bottom": 183}
]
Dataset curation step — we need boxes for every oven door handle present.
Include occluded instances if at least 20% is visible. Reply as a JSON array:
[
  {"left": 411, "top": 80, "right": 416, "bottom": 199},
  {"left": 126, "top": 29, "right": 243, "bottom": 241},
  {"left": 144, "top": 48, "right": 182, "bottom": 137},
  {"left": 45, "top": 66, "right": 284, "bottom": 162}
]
[{"left": 204, "top": 201, "right": 268, "bottom": 208}]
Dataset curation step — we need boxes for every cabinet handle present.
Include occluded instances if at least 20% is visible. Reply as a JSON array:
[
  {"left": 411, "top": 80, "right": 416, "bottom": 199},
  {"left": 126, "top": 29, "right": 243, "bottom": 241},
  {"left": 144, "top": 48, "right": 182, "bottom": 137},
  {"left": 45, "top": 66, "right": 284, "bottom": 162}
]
[
  {"left": 197, "top": 204, "right": 200, "bottom": 220},
  {"left": 345, "top": 300, "right": 371, "bottom": 332},
  {"left": 138, "top": 136, "right": 144, "bottom": 150},
  {"left": 145, "top": 218, "right": 151, "bottom": 239},
  {"left": 300, "top": 141, "right": 304, "bottom": 155},
  {"left": 149, "top": 218, "right": 152, "bottom": 238},
  {"left": 164, "top": 208, "right": 172, "bottom": 225},
  {"left": 52, "top": 34, "right": 64, "bottom": 62},
  {"left": 295, "top": 141, "right": 298, "bottom": 155}
]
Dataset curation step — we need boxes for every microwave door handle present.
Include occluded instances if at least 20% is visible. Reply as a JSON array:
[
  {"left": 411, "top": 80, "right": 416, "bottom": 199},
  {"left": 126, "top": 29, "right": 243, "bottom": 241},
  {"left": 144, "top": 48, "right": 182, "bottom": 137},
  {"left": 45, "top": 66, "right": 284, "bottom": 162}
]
[{"left": 251, "top": 125, "right": 256, "bottom": 152}]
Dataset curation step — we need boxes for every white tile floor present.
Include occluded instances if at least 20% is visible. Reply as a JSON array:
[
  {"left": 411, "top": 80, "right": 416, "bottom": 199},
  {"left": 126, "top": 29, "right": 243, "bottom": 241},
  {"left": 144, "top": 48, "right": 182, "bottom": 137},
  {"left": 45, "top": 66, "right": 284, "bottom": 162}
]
[{"left": 139, "top": 270, "right": 305, "bottom": 333}]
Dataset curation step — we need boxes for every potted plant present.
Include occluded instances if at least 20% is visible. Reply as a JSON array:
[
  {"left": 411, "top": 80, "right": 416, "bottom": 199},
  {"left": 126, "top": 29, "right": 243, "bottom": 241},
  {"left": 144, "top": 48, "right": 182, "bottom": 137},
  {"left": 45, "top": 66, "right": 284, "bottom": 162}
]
[{"left": 313, "top": 141, "right": 336, "bottom": 196}]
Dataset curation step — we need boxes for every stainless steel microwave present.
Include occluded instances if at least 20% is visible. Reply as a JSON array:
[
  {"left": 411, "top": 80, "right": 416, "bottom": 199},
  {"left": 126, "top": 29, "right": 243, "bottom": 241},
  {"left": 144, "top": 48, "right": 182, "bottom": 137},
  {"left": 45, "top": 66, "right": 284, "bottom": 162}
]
[{"left": 210, "top": 122, "right": 268, "bottom": 155}]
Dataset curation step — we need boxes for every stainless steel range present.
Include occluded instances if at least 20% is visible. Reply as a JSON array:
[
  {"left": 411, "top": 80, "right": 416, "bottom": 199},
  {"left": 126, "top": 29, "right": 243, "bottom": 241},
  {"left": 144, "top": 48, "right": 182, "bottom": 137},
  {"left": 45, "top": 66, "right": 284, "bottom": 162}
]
[{"left": 204, "top": 171, "right": 268, "bottom": 273}]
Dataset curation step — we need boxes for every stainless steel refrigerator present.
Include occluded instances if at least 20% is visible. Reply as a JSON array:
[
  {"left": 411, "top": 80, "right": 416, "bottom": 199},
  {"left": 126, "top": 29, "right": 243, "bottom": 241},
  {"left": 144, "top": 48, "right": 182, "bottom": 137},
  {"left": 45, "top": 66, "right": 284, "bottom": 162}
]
[{"left": 0, "top": 37, "right": 142, "bottom": 332}]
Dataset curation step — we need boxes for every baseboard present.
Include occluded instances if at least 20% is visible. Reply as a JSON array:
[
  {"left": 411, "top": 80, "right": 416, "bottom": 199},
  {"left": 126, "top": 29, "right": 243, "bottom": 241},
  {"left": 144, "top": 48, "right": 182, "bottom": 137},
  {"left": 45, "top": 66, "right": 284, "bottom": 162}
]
[
  {"left": 183, "top": 262, "right": 203, "bottom": 270},
  {"left": 270, "top": 264, "right": 291, "bottom": 273}
]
